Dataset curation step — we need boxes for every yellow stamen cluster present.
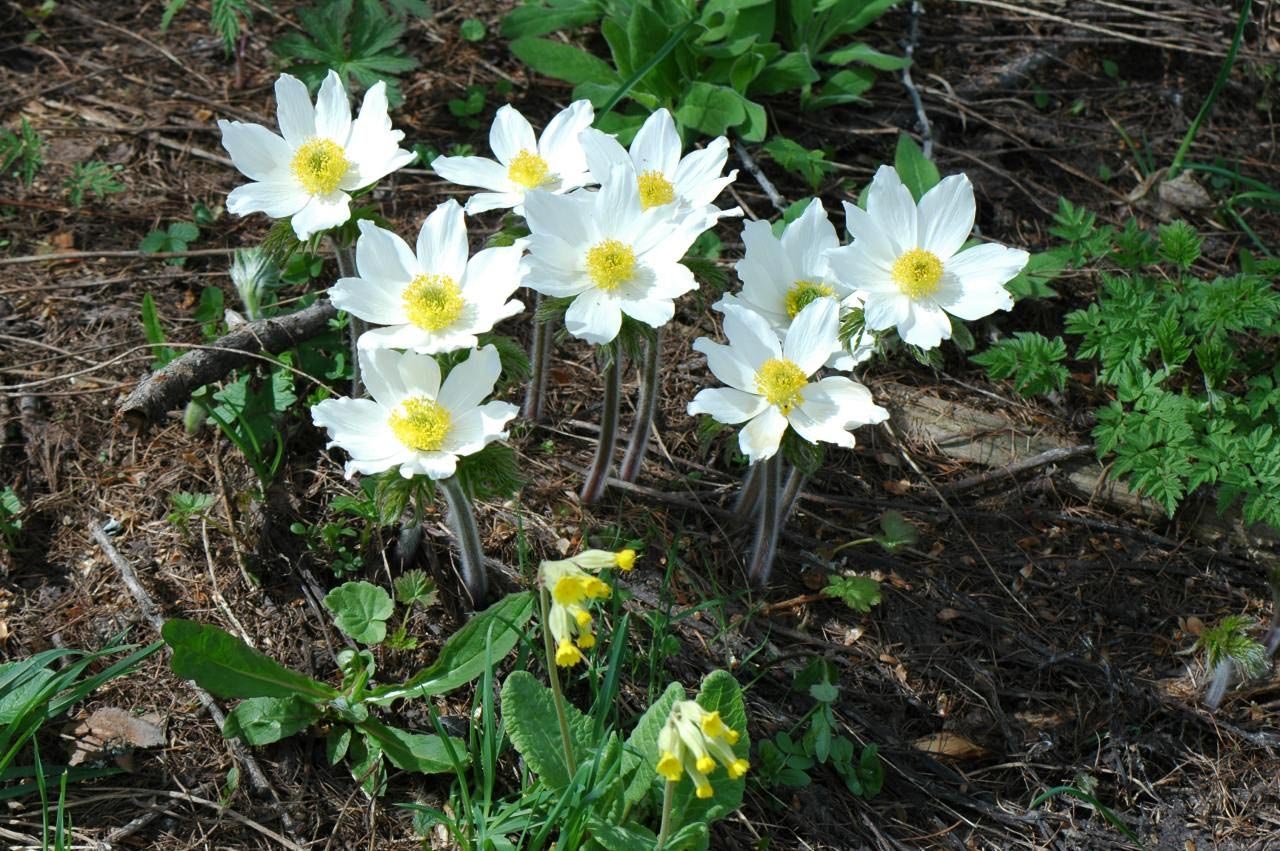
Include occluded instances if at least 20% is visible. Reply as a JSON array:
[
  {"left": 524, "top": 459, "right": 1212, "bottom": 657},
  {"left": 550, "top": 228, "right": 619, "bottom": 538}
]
[
  {"left": 585, "top": 239, "right": 636, "bottom": 292},
  {"left": 754, "top": 358, "right": 807, "bottom": 415},
  {"left": 636, "top": 170, "right": 675, "bottom": 209},
  {"left": 507, "top": 149, "right": 552, "bottom": 189},
  {"left": 291, "top": 138, "right": 349, "bottom": 195},
  {"left": 784, "top": 280, "right": 835, "bottom": 319},
  {"left": 540, "top": 549, "right": 637, "bottom": 667},
  {"left": 388, "top": 397, "right": 451, "bottom": 452},
  {"left": 656, "top": 700, "right": 749, "bottom": 798},
  {"left": 402, "top": 273, "right": 465, "bottom": 331},
  {"left": 891, "top": 247, "right": 944, "bottom": 298}
]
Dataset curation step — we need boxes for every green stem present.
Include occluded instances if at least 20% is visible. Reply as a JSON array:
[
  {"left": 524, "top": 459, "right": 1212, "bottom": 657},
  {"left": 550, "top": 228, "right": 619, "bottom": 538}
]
[
  {"left": 332, "top": 241, "right": 365, "bottom": 398},
  {"left": 539, "top": 585, "right": 577, "bottom": 779},
  {"left": 746, "top": 455, "right": 782, "bottom": 587},
  {"left": 523, "top": 294, "right": 552, "bottom": 422},
  {"left": 655, "top": 779, "right": 676, "bottom": 851},
  {"left": 580, "top": 346, "right": 621, "bottom": 504},
  {"left": 1168, "top": 0, "right": 1251, "bottom": 177},
  {"left": 440, "top": 476, "right": 487, "bottom": 605},
  {"left": 619, "top": 328, "right": 662, "bottom": 483},
  {"left": 776, "top": 464, "right": 807, "bottom": 523}
]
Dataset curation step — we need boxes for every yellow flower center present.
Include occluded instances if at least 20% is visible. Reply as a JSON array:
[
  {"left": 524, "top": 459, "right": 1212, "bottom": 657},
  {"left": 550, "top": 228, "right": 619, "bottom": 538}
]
[
  {"left": 891, "top": 248, "right": 944, "bottom": 298},
  {"left": 585, "top": 239, "right": 636, "bottom": 291},
  {"left": 290, "top": 138, "right": 348, "bottom": 195},
  {"left": 507, "top": 149, "right": 551, "bottom": 189},
  {"left": 402, "top": 273, "right": 464, "bottom": 331},
  {"left": 784, "top": 280, "right": 835, "bottom": 319},
  {"left": 388, "top": 397, "right": 451, "bottom": 452},
  {"left": 637, "top": 169, "right": 675, "bottom": 209},
  {"left": 755, "top": 358, "right": 807, "bottom": 415}
]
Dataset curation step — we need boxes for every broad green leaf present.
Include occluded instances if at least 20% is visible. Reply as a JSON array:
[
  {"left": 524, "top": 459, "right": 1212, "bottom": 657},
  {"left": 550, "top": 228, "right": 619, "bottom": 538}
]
[
  {"left": 357, "top": 717, "right": 465, "bottom": 774},
  {"left": 163, "top": 619, "right": 338, "bottom": 701},
  {"left": 804, "top": 67, "right": 874, "bottom": 109},
  {"left": 223, "top": 696, "right": 320, "bottom": 745},
  {"left": 510, "top": 37, "right": 620, "bottom": 86},
  {"left": 821, "top": 42, "right": 910, "bottom": 70},
  {"left": 665, "top": 820, "right": 710, "bottom": 851},
  {"left": 501, "top": 670, "right": 593, "bottom": 789},
  {"left": 621, "top": 681, "right": 684, "bottom": 806},
  {"left": 367, "top": 591, "right": 535, "bottom": 704},
  {"left": 324, "top": 581, "right": 395, "bottom": 645},
  {"left": 326, "top": 725, "right": 351, "bottom": 765},
  {"left": 674, "top": 82, "right": 746, "bottom": 138},
  {"left": 669, "top": 671, "right": 748, "bottom": 831},
  {"left": 583, "top": 818, "right": 657, "bottom": 851},
  {"left": 347, "top": 732, "right": 386, "bottom": 796},
  {"left": 501, "top": 0, "right": 603, "bottom": 39},
  {"left": 875, "top": 509, "right": 918, "bottom": 551},
  {"left": 750, "top": 51, "right": 818, "bottom": 96},
  {"left": 893, "top": 133, "right": 940, "bottom": 201}
]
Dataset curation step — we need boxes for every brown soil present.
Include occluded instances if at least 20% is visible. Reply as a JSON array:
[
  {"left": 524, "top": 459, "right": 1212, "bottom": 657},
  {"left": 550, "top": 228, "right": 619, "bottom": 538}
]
[{"left": 2, "top": 1, "right": 1279, "bottom": 849}]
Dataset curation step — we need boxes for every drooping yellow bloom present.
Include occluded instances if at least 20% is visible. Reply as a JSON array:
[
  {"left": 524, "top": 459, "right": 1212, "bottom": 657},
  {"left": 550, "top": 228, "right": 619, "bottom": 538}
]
[
  {"left": 656, "top": 700, "right": 749, "bottom": 798},
  {"left": 540, "top": 549, "right": 637, "bottom": 667}
]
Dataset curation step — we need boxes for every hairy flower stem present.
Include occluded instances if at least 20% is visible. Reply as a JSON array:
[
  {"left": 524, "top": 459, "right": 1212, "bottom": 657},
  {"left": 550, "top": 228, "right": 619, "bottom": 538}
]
[
  {"left": 735, "top": 463, "right": 763, "bottom": 519},
  {"left": 655, "top": 779, "right": 675, "bottom": 851},
  {"left": 440, "top": 476, "right": 487, "bottom": 605},
  {"left": 332, "top": 241, "right": 365, "bottom": 398},
  {"left": 777, "top": 465, "right": 807, "bottom": 523},
  {"left": 539, "top": 585, "right": 578, "bottom": 778},
  {"left": 619, "top": 329, "right": 662, "bottom": 483},
  {"left": 746, "top": 455, "right": 783, "bottom": 587},
  {"left": 523, "top": 294, "right": 552, "bottom": 422},
  {"left": 580, "top": 347, "right": 621, "bottom": 504}
]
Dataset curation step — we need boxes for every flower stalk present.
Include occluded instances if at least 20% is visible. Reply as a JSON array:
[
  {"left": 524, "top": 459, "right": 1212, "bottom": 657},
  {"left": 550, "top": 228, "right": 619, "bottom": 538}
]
[
  {"left": 746, "top": 455, "right": 782, "bottom": 587},
  {"left": 734, "top": 463, "right": 762, "bottom": 520},
  {"left": 523, "top": 294, "right": 551, "bottom": 422},
  {"left": 538, "top": 584, "right": 578, "bottom": 779},
  {"left": 655, "top": 779, "right": 675, "bottom": 851},
  {"left": 331, "top": 239, "right": 365, "bottom": 399},
  {"left": 619, "top": 328, "right": 662, "bottom": 483},
  {"left": 581, "top": 345, "right": 621, "bottom": 504},
  {"left": 777, "top": 465, "right": 807, "bottom": 523},
  {"left": 440, "top": 476, "right": 487, "bottom": 605}
]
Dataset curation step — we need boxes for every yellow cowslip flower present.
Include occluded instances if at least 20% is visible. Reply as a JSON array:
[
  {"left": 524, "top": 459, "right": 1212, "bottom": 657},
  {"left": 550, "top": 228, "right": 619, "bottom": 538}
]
[
  {"left": 656, "top": 700, "right": 749, "bottom": 798},
  {"left": 540, "top": 549, "right": 636, "bottom": 667}
]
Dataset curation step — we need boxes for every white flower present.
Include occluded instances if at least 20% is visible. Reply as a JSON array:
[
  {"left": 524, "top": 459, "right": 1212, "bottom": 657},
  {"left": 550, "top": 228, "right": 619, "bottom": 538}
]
[
  {"left": 825, "top": 165, "right": 1029, "bottom": 350},
  {"left": 311, "top": 345, "right": 517, "bottom": 480},
  {"left": 328, "top": 202, "right": 524, "bottom": 354},
  {"left": 218, "top": 71, "right": 415, "bottom": 240},
  {"left": 716, "top": 198, "right": 873, "bottom": 370},
  {"left": 687, "top": 299, "right": 888, "bottom": 464},
  {"left": 431, "top": 101, "right": 594, "bottom": 215},
  {"left": 522, "top": 166, "right": 703, "bottom": 345},
  {"left": 579, "top": 108, "right": 739, "bottom": 226}
]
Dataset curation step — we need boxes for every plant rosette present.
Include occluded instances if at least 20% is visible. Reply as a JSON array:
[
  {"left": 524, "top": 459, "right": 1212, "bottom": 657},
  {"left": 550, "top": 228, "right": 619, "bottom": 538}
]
[
  {"left": 716, "top": 197, "right": 873, "bottom": 370},
  {"left": 328, "top": 202, "right": 525, "bottom": 354},
  {"left": 579, "top": 107, "right": 740, "bottom": 229},
  {"left": 431, "top": 100, "right": 595, "bottom": 215},
  {"left": 825, "top": 165, "right": 1029, "bottom": 349},
  {"left": 218, "top": 71, "right": 415, "bottom": 239},
  {"left": 311, "top": 345, "right": 516, "bottom": 479},
  {"left": 522, "top": 165, "right": 707, "bottom": 344},
  {"left": 688, "top": 298, "right": 888, "bottom": 463}
]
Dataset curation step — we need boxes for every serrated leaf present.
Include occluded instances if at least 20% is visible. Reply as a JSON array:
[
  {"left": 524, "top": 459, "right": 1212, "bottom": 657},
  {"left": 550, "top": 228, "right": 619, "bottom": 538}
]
[
  {"left": 823, "top": 576, "right": 882, "bottom": 613},
  {"left": 621, "top": 681, "right": 684, "bottom": 806},
  {"left": 501, "top": 670, "right": 594, "bottom": 789},
  {"left": 324, "top": 581, "right": 395, "bottom": 645}
]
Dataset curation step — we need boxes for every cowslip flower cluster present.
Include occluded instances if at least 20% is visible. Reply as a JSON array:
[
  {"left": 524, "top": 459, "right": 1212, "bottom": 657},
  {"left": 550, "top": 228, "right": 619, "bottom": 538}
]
[
  {"left": 656, "top": 700, "right": 749, "bottom": 799},
  {"left": 218, "top": 71, "right": 415, "bottom": 239},
  {"left": 540, "top": 548, "right": 636, "bottom": 667}
]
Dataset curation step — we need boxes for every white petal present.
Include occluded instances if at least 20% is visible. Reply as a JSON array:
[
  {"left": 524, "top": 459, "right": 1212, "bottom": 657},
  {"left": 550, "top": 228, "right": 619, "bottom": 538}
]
[
  {"left": 673, "top": 137, "right": 732, "bottom": 207},
  {"left": 538, "top": 100, "right": 595, "bottom": 177},
  {"left": 416, "top": 200, "right": 469, "bottom": 281},
  {"left": 393, "top": 349, "right": 442, "bottom": 400},
  {"left": 917, "top": 174, "right": 975, "bottom": 260},
  {"left": 291, "top": 190, "right": 352, "bottom": 239},
  {"left": 788, "top": 402, "right": 852, "bottom": 450},
  {"left": 783, "top": 297, "right": 839, "bottom": 376},
  {"left": 357, "top": 324, "right": 433, "bottom": 351},
  {"left": 618, "top": 293, "right": 674, "bottom": 328},
  {"left": 862, "top": 292, "right": 911, "bottom": 331},
  {"left": 345, "top": 81, "right": 400, "bottom": 174},
  {"left": 310, "top": 397, "right": 401, "bottom": 468},
  {"left": 722, "top": 303, "right": 782, "bottom": 369},
  {"left": 629, "top": 108, "right": 680, "bottom": 175},
  {"left": 359, "top": 348, "right": 409, "bottom": 405},
  {"left": 314, "top": 70, "right": 352, "bottom": 142},
  {"left": 938, "top": 243, "right": 1027, "bottom": 319},
  {"left": 437, "top": 345, "right": 501, "bottom": 413},
  {"left": 401, "top": 452, "right": 458, "bottom": 480},
  {"left": 490, "top": 104, "right": 537, "bottom": 164},
  {"left": 687, "top": 387, "right": 767, "bottom": 424},
  {"left": 781, "top": 197, "right": 839, "bottom": 272},
  {"left": 444, "top": 401, "right": 516, "bottom": 455},
  {"left": 330, "top": 276, "right": 406, "bottom": 325},
  {"left": 813, "top": 376, "right": 888, "bottom": 427},
  {"left": 565, "top": 288, "right": 622, "bottom": 344},
  {"left": 826, "top": 242, "right": 895, "bottom": 294},
  {"left": 462, "top": 245, "right": 525, "bottom": 304},
  {"left": 522, "top": 189, "right": 591, "bottom": 248},
  {"left": 739, "top": 218, "right": 793, "bottom": 297},
  {"left": 738, "top": 407, "right": 788, "bottom": 464},
  {"left": 274, "top": 73, "right": 316, "bottom": 147},
  {"left": 896, "top": 302, "right": 952, "bottom": 349},
  {"left": 580, "top": 127, "right": 630, "bottom": 186},
  {"left": 226, "top": 180, "right": 309, "bottom": 219},
  {"left": 356, "top": 218, "right": 418, "bottom": 282},
  {"left": 692, "top": 338, "right": 757, "bottom": 392},
  {"left": 865, "top": 165, "right": 918, "bottom": 254},
  {"left": 465, "top": 191, "right": 525, "bottom": 215},
  {"left": 431, "top": 155, "right": 511, "bottom": 193},
  {"left": 218, "top": 121, "right": 291, "bottom": 182}
]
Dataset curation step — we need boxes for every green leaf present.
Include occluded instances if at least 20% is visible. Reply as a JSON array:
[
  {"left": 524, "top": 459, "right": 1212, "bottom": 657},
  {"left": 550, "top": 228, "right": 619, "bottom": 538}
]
[
  {"left": 621, "top": 681, "right": 684, "bottom": 806},
  {"left": 584, "top": 818, "right": 657, "bottom": 851},
  {"left": 893, "top": 133, "right": 940, "bottom": 201},
  {"left": 803, "top": 67, "right": 874, "bottom": 109},
  {"left": 1005, "top": 251, "right": 1064, "bottom": 300},
  {"left": 669, "top": 671, "right": 749, "bottom": 831},
  {"left": 875, "top": 509, "right": 918, "bottom": 552},
  {"left": 501, "top": 0, "right": 603, "bottom": 39},
  {"left": 163, "top": 619, "right": 338, "bottom": 701},
  {"left": 501, "top": 670, "right": 593, "bottom": 789},
  {"left": 971, "top": 332, "right": 1069, "bottom": 397},
  {"left": 674, "top": 82, "right": 747, "bottom": 138},
  {"left": 459, "top": 18, "right": 485, "bottom": 41},
  {"left": 509, "top": 36, "right": 620, "bottom": 86},
  {"left": 324, "top": 581, "right": 395, "bottom": 645},
  {"left": 168, "top": 221, "right": 200, "bottom": 242},
  {"left": 823, "top": 575, "right": 881, "bottom": 613},
  {"left": 357, "top": 717, "right": 466, "bottom": 774},
  {"left": 139, "top": 293, "right": 176, "bottom": 368},
  {"left": 347, "top": 732, "right": 386, "bottom": 796},
  {"left": 326, "top": 725, "right": 352, "bottom": 765},
  {"left": 223, "top": 696, "right": 321, "bottom": 745},
  {"left": 821, "top": 42, "right": 909, "bottom": 70},
  {"left": 367, "top": 591, "right": 535, "bottom": 703},
  {"left": 750, "top": 51, "right": 818, "bottom": 96}
]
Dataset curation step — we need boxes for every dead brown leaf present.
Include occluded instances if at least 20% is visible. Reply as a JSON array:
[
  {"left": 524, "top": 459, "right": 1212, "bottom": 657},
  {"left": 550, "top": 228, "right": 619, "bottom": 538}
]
[{"left": 912, "top": 732, "right": 991, "bottom": 760}]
